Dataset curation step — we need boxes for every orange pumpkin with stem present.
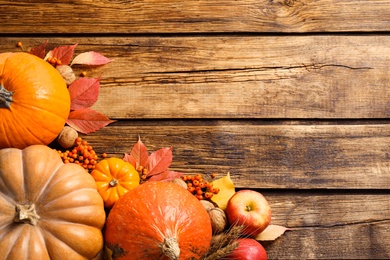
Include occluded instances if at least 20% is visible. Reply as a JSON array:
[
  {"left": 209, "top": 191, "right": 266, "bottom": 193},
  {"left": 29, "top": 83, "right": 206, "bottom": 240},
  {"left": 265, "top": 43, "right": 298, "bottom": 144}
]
[
  {"left": 0, "top": 52, "right": 70, "bottom": 149},
  {"left": 104, "top": 181, "right": 212, "bottom": 260},
  {"left": 90, "top": 157, "right": 140, "bottom": 208}
]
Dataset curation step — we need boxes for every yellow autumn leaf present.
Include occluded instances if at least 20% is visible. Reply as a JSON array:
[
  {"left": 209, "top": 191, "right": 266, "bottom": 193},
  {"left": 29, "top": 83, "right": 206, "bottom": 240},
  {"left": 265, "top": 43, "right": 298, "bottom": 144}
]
[
  {"left": 255, "top": 224, "right": 290, "bottom": 241},
  {"left": 211, "top": 172, "right": 236, "bottom": 210}
]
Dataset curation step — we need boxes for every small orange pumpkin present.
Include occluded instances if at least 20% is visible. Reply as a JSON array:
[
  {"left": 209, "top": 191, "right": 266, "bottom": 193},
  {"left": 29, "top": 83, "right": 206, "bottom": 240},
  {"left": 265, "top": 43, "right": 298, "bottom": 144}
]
[
  {"left": 104, "top": 181, "right": 212, "bottom": 259},
  {"left": 90, "top": 157, "right": 140, "bottom": 208},
  {"left": 0, "top": 145, "right": 106, "bottom": 259},
  {"left": 0, "top": 52, "right": 70, "bottom": 149}
]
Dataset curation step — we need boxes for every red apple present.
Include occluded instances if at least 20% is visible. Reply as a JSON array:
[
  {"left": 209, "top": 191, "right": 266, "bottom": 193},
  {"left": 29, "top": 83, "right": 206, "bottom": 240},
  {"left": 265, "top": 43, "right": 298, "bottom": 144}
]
[
  {"left": 225, "top": 189, "right": 271, "bottom": 237},
  {"left": 226, "top": 238, "right": 268, "bottom": 260}
]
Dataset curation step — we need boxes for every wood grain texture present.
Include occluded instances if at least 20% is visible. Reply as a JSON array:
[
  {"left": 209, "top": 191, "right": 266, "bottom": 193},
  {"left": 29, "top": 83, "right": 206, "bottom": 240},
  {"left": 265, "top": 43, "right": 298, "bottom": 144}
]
[
  {"left": 1, "top": 0, "right": 390, "bottom": 33},
  {"left": 264, "top": 192, "right": 390, "bottom": 259},
  {"left": 81, "top": 122, "right": 390, "bottom": 189},
  {"left": 2, "top": 0, "right": 390, "bottom": 257},
  {"left": 2, "top": 36, "right": 390, "bottom": 119}
]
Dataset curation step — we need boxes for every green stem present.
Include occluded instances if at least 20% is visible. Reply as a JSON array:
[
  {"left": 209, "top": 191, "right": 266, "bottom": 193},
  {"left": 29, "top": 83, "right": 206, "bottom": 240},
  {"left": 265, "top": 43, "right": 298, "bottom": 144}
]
[{"left": 0, "top": 84, "right": 13, "bottom": 108}]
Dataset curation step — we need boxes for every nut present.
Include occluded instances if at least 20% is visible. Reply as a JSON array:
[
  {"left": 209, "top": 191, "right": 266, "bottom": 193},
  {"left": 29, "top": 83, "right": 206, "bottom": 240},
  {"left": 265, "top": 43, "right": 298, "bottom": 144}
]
[
  {"left": 209, "top": 207, "right": 228, "bottom": 234},
  {"left": 56, "top": 65, "right": 76, "bottom": 85},
  {"left": 57, "top": 126, "right": 78, "bottom": 149},
  {"left": 200, "top": 200, "right": 215, "bottom": 211},
  {"left": 171, "top": 178, "right": 187, "bottom": 189}
]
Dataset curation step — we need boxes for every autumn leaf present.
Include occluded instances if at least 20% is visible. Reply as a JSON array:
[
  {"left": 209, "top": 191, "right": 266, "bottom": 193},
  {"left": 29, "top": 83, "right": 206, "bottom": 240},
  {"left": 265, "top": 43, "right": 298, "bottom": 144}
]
[
  {"left": 211, "top": 172, "right": 236, "bottom": 210},
  {"left": 255, "top": 224, "right": 291, "bottom": 241},
  {"left": 68, "top": 77, "right": 101, "bottom": 110},
  {"left": 45, "top": 44, "right": 78, "bottom": 65},
  {"left": 71, "top": 51, "right": 112, "bottom": 66},
  {"left": 124, "top": 137, "right": 149, "bottom": 170},
  {"left": 66, "top": 108, "right": 115, "bottom": 134},
  {"left": 123, "top": 138, "right": 182, "bottom": 182},
  {"left": 146, "top": 147, "right": 173, "bottom": 176},
  {"left": 148, "top": 170, "right": 183, "bottom": 182},
  {"left": 29, "top": 40, "right": 48, "bottom": 59}
]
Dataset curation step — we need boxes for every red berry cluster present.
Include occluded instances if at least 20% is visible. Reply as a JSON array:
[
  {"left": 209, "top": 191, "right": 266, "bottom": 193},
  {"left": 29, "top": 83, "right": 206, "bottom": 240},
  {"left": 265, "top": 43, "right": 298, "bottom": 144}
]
[
  {"left": 55, "top": 137, "right": 104, "bottom": 173},
  {"left": 181, "top": 174, "right": 220, "bottom": 200},
  {"left": 46, "top": 57, "right": 62, "bottom": 67}
]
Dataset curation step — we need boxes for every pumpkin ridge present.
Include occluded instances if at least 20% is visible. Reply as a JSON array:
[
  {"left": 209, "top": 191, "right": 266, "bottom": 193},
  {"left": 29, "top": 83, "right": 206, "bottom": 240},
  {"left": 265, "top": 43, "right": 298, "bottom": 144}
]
[
  {"left": 1, "top": 114, "right": 36, "bottom": 148},
  {"left": 22, "top": 158, "right": 62, "bottom": 206},
  {"left": 40, "top": 220, "right": 104, "bottom": 259},
  {"left": 39, "top": 187, "right": 103, "bottom": 212},
  {"left": 0, "top": 120, "right": 12, "bottom": 147},
  {"left": 13, "top": 101, "right": 69, "bottom": 119},
  {"left": 0, "top": 224, "right": 24, "bottom": 259},
  {"left": 0, "top": 106, "right": 58, "bottom": 148}
]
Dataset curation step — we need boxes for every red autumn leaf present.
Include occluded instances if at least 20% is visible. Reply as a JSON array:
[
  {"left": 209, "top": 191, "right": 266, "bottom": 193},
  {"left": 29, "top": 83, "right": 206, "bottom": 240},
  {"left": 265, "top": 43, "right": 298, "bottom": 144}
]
[
  {"left": 29, "top": 40, "right": 48, "bottom": 59},
  {"left": 123, "top": 137, "right": 149, "bottom": 171},
  {"left": 148, "top": 170, "right": 183, "bottom": 182},
  {"left": 123, "top": 153, "right": 136, "bottom": 167},
  {"left": 66, "top": 108, "right": 115, "bottom": 134},
  {"left": 146, "top": 147, "right": 173, "bottom": 176},
  {"left": 255, "top": 225, "right": 291, "bottom": 241},
  {"left": 71, "top": 51, "right": 112, "bottom": 66},
  {"left": 68, "top": 77, "right": 100, "bottom": 110},
  {"left": 46, "top": 44, "right": 78, "bottom": 65}
]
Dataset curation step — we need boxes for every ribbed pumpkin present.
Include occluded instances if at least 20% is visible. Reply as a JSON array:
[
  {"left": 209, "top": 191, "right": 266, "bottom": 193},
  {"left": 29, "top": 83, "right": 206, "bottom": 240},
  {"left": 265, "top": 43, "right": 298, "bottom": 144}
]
[
  {"left": 0, "top": 145, "right": 106, "bottom": 260},
  {"left": 90, "top": 157, "right": 140, "bottom": 208},
  {"left": 0, "top": 52, "right": 70, "bottom": 149},
  {"left": 104, "top": 181, "right": 212, "bottom": 260}
]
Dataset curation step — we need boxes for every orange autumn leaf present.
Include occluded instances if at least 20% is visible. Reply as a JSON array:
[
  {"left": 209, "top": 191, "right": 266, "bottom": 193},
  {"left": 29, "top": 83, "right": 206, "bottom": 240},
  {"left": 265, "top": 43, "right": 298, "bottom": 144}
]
[{"left": 210, "top": 172, "right": 236, "bottom": 210}]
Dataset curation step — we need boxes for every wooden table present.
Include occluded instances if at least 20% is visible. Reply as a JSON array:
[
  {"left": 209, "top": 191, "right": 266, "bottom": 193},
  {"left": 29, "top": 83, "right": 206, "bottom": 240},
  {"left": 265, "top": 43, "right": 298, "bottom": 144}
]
[{"left": 1, "top": 1, "right": 390, "bottom": 259}]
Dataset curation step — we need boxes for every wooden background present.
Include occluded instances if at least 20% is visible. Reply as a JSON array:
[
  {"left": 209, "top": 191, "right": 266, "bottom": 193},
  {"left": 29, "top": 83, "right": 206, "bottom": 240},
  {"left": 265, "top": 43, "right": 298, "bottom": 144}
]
[{"left": 1, "top": 0, "right": 390, "bottom": 259}]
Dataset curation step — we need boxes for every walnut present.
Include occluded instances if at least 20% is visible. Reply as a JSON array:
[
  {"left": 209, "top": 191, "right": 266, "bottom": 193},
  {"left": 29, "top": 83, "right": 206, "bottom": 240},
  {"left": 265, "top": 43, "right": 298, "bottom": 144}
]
[
  {"left": 171, "top": 178, "right": 187, "bottom": 189},
  {"left": 57, "top": 126, "right": 78, "bottom": 149},
  {"left": 200, "top": 200, "right": 215, "bottom": 211}
]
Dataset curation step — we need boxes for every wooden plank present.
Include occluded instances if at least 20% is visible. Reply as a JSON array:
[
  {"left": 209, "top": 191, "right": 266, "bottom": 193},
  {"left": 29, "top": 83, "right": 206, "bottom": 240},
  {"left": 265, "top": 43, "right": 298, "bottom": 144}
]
[
  {"left": 81, "top": 122, "right": 390, "bottom": 189},
  {"left": 263, "top": 192, "right": 390, "bottom": 259},
  {"left": 1, "top": 36, "right": 390, "bottom": 119},
  {"left": 1, "top": 1, "right": 390, "bottom": 33}
]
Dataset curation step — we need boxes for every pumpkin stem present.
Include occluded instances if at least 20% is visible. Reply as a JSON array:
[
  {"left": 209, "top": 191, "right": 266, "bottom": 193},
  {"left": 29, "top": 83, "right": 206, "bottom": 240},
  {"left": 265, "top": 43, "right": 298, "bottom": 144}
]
[
  {"left": 0, "top": 84, "right": 13, "bottom": 109},
  {"left": 160, "top": 237, "right": 180, "bottom": 260},
  {"left": 14, "top": 203, "right": 40, "bottom": 226},
  {"left": 109, "top": 178, "right": 119, "bottom": 187}
]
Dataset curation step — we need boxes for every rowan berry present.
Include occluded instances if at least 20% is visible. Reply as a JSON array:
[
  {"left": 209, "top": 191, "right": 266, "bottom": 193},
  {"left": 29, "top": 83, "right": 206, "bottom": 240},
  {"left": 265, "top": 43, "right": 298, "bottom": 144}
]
[
  {"left": 196, "top": 194, "right": 204, "bottom": 200},
  {"left": 181, "top": 173, "right": 219, "bottom": 200},
  {"left": 54, "top": 137, "right": 105, "bottom": 173},
  {"left": 204, "top": 192, "right": 213, "bottom": 199}
]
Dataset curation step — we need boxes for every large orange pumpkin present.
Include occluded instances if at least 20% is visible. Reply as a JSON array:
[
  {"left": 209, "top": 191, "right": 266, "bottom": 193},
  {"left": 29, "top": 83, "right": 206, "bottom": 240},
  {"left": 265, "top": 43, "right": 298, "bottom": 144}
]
[
  {"left": 0, "top": 145, "right": 106, "bottom": 260},
  {"left": 104, "top": 181, "right": 212, "bottom": 260},
  {"left": 90, "top": 157, "right": 140, "bottom": 208},
  {"left": 0, "top": 52, "right": 70, "bottom": 149}
]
